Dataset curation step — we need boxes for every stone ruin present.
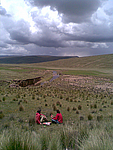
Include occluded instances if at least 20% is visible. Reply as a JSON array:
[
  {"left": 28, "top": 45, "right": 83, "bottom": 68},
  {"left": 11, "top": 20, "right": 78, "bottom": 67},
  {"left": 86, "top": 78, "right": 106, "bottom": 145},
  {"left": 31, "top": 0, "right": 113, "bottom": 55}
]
[{"left": 9, "top": 77, "right": 41, "bottom": 87}]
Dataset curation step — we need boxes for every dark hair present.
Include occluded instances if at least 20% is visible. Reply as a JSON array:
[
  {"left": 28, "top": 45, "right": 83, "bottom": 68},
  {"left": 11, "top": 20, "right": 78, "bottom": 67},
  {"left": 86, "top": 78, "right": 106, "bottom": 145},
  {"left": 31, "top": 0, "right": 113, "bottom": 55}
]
[
  {"left": 37, "top": 109, "right": 41, "bottom": 114},
  {"left": 57, "top": 110, "right": 60, "bottom": 113}
]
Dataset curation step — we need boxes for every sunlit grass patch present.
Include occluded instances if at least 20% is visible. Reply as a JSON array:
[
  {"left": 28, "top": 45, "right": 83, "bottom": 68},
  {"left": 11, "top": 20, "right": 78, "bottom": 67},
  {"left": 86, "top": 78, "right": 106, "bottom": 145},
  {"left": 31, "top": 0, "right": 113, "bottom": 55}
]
[{"left": 63, "top": 70, "right": 107, "bottom": 76}]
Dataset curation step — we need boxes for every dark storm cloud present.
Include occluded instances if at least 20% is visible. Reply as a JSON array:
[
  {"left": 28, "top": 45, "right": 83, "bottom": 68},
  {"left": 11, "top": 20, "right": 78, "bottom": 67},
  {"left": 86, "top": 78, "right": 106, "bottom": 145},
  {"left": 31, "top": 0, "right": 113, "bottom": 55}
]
[
  {"left": 30, "top": 25, "right": 67, "bottom": 48},
  {"left": 30, "top": 0, "right": 100, "bottom": 23},
  {"left": 64, "top": 32, "right": 113, "bottom": 43},
  {"left": 5, "top": 19, "right": 32, "bottom": 45},
  {"left": 63, "top": 21, "right": 113, "bottom": 43},
  {"left": 3, "top": 17, "right": 65, "bottom": 48},
  {"left": 0, "top": 0, "right": 113, "bottom": 56}
]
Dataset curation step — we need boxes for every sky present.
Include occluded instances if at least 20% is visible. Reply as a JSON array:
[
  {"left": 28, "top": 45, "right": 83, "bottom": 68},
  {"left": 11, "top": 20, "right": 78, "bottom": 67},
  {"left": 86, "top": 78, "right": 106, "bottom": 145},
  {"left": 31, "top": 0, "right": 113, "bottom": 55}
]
[{"left": 0, "top": 0, "right": 113, "bottom": 57}]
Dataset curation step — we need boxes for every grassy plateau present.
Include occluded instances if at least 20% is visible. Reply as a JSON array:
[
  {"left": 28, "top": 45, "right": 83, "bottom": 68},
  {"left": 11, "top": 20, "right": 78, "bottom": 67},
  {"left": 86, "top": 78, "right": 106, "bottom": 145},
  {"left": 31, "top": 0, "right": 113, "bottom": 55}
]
[{"left": 0, "top": 54, "right": 113, "bottom": 150}]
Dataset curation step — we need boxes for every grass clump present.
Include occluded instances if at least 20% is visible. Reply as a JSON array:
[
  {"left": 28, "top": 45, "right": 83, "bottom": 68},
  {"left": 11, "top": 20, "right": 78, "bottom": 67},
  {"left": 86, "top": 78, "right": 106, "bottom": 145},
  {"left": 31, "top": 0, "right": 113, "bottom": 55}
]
[
  {"left": 56, "top": 101, "right": 61, "bottom": 106},
  {"left": 0, "top": 128, "right": 37, "bottom": 150},
  {"left": 19, "top": 105, "right": 24, "bottom": 111},
  {"left": 0, "top": 120, "right": 113, "bottom": 150},
  {"left": 111, "top": 100, "right": 113, "bottom": 105},
  {"left": 72, "top": 107, "right": 76, "bottom": 111},
  {"left": 94, "top": 104, "right": 97, "bottom": 108},
  {"left": 39, "top": 130, "right": 50, "bottom": 150},
  {"left": 88, "top": 114, "right": 93, "bottom": 120},
  {"left": 79, "top": 127, "right": 113, "bottom": 150},
  {"left": 76, "top": 110, "right": 79, "bottom": 114},
  {"left": 0, "top": 111, "right": 5, "bottom": 119},
  {"left": 2, "top": 97, "right": 5, "bottom": 101},
  {"left": 67, "top": 107, "right": 70, "bottom": 111},
  {"left": 60, "top": 124, "right": 78, "bottom": 149},
  {"left": 48, "top": 132, "right": 62, "bottom": 150},
  {"left": 78, "top": 105, "right": 82, "bottom": 110},
  {"left": 52, "top": 104, "right": 57, "bottom": 111}
]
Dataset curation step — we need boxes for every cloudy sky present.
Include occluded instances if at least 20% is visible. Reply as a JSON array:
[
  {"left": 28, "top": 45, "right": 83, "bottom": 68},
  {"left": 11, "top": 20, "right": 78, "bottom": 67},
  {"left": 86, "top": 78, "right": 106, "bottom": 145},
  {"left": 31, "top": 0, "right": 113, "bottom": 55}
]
[{"left": 0, "top": 0, "right": 113, "bottom": 57}]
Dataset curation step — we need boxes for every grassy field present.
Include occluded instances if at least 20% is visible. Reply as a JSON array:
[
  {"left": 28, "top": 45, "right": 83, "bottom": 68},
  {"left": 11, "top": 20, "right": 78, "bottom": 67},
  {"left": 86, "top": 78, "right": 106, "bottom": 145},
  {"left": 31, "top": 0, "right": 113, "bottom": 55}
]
[{"left": 0, "top": 54, "right": 113, "bottom": 149}]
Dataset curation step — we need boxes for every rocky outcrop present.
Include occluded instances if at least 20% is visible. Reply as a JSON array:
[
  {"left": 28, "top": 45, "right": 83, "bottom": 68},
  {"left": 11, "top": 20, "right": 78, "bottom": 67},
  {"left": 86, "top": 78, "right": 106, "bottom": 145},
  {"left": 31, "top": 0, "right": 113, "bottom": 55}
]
[
  {"left": 9, "top": 83, "right": 19, "bottom": 88},
  {"left": 9, "top": 77, "right": 41, "bottom": 87},
  {"left": 18, "top": 77, "right": 41, "bottom": 87}
]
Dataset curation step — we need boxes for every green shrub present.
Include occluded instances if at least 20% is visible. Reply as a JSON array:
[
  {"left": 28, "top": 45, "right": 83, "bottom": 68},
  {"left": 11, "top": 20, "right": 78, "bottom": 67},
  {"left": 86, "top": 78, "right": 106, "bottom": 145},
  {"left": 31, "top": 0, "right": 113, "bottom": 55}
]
[
  {"left": 17, "top": 94, "right": 20, "bottom": 98},
  {"left": 19, "top": 105, "right": 24, "bottom": 111},
  {"left": 67, "top": 107, "right": 70, "bottom": 111},
  {"left": 56, "top": 101, "right": 61, "bottom": 106},
  {"left": 76, "top": 111, "right": 79, "bottom": 114},
  {"left": 94, "top": 104, "right": 97, "bottom": 108},
  {"left": 88, "top": 114, "right": 93, "bottom": 120},
  {"left": 0, "top": 113, "right": 4, "bottom": 119},
  {"left": 69, "top": 98, "right": 72, "bottom": 102},
  {"left": 60, "top": 95, "right": 63, "bottom": 99},
  {"left": 0, "top": 111, "right": 4, "bottom": 119},
  {"left": 45, "top": 103, "right": 48, "bottom": 106},
  {"left": 78, "top": 105, "right": 82, "bottom": 110},
  {"left": 32, "top": 95, "right": 35, "bottom": 99},
  {"left": 37, "top": 97, "right": 39, "bottom": 100},
  {"left": 90, "top": 104, "right": 93, "bottom": 109},
  {"left": 66, "top": 97, "right": 69, "bottom": 101},
  {"left": 111, "top": 101, "right": 113, "bottom": 105},
  {"left": 43, "top": 95, "right": 46, "bottom": 98},
  {"left": 72, "top": 107, "right": 76, "bottom": 111},
  {"left": 2, "top": 97, "right": 5, "bottom": 101},
  {"left": 80, "top": 116, "right": 84, "bottom": 121}
]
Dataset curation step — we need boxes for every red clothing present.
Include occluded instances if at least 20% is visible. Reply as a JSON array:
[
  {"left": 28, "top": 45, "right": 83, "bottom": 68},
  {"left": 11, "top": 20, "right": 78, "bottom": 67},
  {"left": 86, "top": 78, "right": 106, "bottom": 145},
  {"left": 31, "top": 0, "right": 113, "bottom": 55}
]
[
  {"left": 52, "top": 113, "right": 63, "bottom": 123},
  {"left": 35, "top": 113, "right": 45, "bottom": 124}
]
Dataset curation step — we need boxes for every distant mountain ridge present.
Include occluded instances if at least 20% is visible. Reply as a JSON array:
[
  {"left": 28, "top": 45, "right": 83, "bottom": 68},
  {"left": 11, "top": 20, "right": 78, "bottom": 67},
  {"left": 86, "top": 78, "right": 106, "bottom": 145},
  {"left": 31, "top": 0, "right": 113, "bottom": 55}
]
[
  {"left": 0, "top": 55, "right": 78, "bottom": 64},
  {"left": 36, "top": 54, "right": 113, "bottom": 69},
  {"left": 0, "top": 54, "right": 113, "bottom": 69}
]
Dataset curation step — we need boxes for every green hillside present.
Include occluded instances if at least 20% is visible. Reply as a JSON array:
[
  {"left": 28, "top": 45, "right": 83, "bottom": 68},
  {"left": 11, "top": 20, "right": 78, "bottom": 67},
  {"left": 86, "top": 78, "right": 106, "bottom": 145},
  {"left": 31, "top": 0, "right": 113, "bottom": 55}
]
[
  {"left": 37, "top": 54, "right": 113, "bottom": 69},
  {"left": 0, "top": 55, "right": 76, "bottom": 64},
  {"left": 0, "top": 54, "right": 112, "bottom": 69}
]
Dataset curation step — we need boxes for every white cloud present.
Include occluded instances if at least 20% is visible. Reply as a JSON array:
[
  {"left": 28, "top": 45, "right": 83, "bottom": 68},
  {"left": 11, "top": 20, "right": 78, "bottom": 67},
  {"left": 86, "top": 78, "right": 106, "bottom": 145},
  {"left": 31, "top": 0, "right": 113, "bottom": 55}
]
[{"left": 0, "top": 0, "right": 113, "bottom": 56}]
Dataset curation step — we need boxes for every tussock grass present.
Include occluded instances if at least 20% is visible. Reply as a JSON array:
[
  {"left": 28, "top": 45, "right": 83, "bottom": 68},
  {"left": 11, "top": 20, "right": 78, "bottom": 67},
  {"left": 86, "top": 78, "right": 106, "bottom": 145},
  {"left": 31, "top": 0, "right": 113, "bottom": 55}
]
[
  {"left": 79, "top": 126, "right": 113, "bottom": 150},
  {"left": 0, "top": 128, "right": 36, "bottom": 150},
  {"left": 0, "top": 120, "right": 113, "bottom": 150}
]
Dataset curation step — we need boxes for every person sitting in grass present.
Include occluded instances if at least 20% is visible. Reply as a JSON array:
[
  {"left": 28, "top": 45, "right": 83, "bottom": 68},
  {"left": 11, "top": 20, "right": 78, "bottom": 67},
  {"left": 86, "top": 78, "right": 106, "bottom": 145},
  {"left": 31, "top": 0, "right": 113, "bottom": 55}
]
[
  {"left": 35, "top": 109, "right": 48, "bottom": 124},
  {"left": 51, "top": 110, "right": 63, "bottom": 124}
]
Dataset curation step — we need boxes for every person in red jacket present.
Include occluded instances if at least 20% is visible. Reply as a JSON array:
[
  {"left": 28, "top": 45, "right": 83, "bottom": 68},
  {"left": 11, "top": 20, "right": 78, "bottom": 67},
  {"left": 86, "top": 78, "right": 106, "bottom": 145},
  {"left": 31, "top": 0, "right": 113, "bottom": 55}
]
[
  {"left": 35, "top": 109, "right": 47, "bottom": 124},
  {"left": 51, "top": 110, "right": 63, "bottom": 124}
]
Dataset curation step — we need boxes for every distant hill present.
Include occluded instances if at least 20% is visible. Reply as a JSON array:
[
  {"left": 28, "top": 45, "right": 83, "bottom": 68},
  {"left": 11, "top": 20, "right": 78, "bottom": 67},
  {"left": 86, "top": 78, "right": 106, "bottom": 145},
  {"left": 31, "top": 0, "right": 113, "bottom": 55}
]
[
  {"left": 0, "top": 54, "right": 113, "bottom": 69},
  {"left": 0, "top": 55, "right": 77, "bottom": 64},
  {"left": 37, "top": 54, "right": 113, "bottom": 69}
]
